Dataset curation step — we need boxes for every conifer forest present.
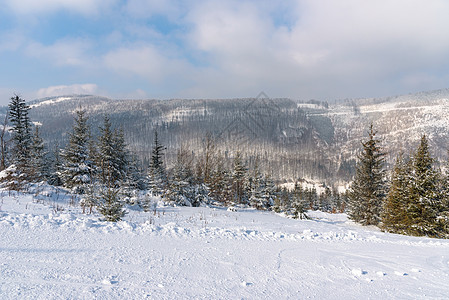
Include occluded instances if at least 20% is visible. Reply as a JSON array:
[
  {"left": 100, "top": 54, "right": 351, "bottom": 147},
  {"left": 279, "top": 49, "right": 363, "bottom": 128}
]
[{"left": 1, "top": 94, "right": 448, "bottom": 238}]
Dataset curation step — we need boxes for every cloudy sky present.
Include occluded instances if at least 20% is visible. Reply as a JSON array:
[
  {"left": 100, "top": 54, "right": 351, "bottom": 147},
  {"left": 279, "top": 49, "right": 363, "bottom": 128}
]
[{"left": 1, "top": 0, "right": 449, "bottom": 105}]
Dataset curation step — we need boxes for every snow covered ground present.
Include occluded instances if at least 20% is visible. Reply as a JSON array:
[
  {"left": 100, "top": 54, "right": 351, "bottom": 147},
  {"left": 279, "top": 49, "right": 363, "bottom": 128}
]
[{"left": 1, "top": 188, "right": 449, "bottom": 299}]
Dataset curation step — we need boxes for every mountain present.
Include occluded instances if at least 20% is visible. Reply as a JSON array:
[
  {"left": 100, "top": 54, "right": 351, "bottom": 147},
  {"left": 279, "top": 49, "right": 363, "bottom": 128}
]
[
  {"left": 327, "top": 88, "right": 449, "bottom": 165},
  {"left": 3, "top": 88, "right": 449, "bottom": 184},
  {"left": 24, "top": 94, "right": 333, "bottom": 182}
]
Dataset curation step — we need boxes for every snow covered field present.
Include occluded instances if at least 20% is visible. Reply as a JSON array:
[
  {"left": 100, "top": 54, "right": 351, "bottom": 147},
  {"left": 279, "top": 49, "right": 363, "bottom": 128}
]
[{"left": 1, "top": 189, "right": 449, "bottom": 299}]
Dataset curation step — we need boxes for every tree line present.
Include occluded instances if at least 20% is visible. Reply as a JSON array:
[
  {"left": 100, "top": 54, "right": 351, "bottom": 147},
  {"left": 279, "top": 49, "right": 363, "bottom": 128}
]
[
  {"left": 348, "top": 124, "right": 449, "bottom": 238},
  {"left": 6, "top": 96, "right": 448, "bottom": 239},
  {"left": 1, "top": 96, "right": 347, "bottom": 221}
]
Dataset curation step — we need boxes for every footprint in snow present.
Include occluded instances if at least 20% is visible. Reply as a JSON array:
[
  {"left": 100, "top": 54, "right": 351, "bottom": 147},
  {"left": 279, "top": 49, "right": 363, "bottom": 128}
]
[
  {"left": 394, "top": 271, "right": 408, "bottom": 276},
  {"left": 102, "top": 276, "right": 118, "bottom": 285},
  {"left": 240, "top": 281, "right": 253, "bottom": 287},
  {"left": 351, "top": 268, "right": 368, "bottom": 276}
]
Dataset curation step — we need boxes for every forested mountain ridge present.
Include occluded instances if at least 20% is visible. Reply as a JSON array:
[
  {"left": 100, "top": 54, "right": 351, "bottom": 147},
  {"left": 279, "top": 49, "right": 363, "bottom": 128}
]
[
  {"left": 2, "top": 88, "right": 449, "bottom": 184},
  {"left": 328, "top": 88, "right": 449, "bottom": 167},
  {"left": 23, "top": 95, "right": 333, "bottom": 182}
]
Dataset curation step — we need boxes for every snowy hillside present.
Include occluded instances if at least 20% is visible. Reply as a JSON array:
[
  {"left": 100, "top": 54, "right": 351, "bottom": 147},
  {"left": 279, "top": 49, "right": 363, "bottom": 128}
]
[
  {"left": 1, "top": 189, "right": 448, "bottom": 299},
  {"left": 1, "top": 88, "right": 449, "bottom": 185},
  {"left": 327, "top": 88, "right": 449, "bottom": 164}
]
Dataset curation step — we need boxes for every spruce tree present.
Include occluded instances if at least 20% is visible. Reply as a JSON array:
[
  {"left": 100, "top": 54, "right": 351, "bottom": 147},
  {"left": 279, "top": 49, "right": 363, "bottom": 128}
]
[
  {"left": 85, "top": 184, "right": 126, "bottom": 222},
  {"left": 438, "top": 153, "right": 449, "bottom": 237},
  {"left": 0, "top": 111, "right": 9, "bottom": 171},
  {"left": 209, "top": 152, "right": 232, "bottom": 205},
  {"left": 8, "top": 95, "right": 33, "bottom": 182},
  {"left": 381, "top": 152, "right": 411, "bottom": 234},
  {"left": 407, "top": 135, "right": 441, "bottom": 237},
  {"left": 30, "top": 126, "right": 46, "bottom": 182},
  {"left": 59, "top": 110, "right": 93, "bottom": 193},
  {"left": 347, "top": 124, "right": 386, "bottom": 225},
  {"left": 95, "top": 116, "right": 130, "bottom": 186},
  {"left": 248, "top": 157, "right": 273, "bottom": 210},
  {"left": 148, "top": 130, "right": 166, "bottom": 196},
  {"left": 165, "top": 146, "right": 195, "bottom": 206},
  {"left": 248, "top": 157, "right": 264, "bottom": 209},
  {"left": 98, "top": 115, "right": 119, "bottom": 185},
  {"left": 47, "top": 145, "right": 63, "bottom": 186},
  {"left": 232, "top": 151, "right": 248, "bottom": 205},
  {"left": 292, "top": 182, "right": 308, "bottom": 219},
  {"left": 199, "top": 132, "right": 216, "bottom": 186}
]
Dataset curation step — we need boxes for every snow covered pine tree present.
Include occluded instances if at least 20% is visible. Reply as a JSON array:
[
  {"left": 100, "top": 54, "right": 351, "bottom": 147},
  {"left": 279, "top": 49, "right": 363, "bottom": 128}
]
[
  {"left": 59, "top": 110, "right": 94, "bottom": 194},
  {"left": 7, "top": 95, "right": 33, "bottom": 185},
  {"left": 348, "top": 124, "right": 386, "bottom": 225}
]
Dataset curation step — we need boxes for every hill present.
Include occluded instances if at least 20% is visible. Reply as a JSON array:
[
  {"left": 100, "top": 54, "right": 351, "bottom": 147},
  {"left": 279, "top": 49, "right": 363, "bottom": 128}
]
[{"left": 2, "top": 88, "right": 449, "bottom": 184}]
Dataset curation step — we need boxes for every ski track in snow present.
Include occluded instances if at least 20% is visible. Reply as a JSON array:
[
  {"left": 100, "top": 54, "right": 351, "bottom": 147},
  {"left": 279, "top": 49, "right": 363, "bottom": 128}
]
[{"left": 1, "top": 192, "right": 449, "bottom": 299}]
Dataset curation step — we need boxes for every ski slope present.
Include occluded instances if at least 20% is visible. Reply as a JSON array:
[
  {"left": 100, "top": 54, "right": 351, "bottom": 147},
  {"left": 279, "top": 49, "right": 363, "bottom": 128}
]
[{"left": 1, "top": 189, "right": 448, "bottom": 299}]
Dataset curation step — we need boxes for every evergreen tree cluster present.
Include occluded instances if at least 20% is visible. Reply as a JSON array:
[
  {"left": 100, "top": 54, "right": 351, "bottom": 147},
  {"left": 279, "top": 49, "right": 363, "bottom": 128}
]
[
  {"left": 2, "top": 96, "right": 447, "bottom": 237},
  {"left": 349, "top": 125, "right": 449, "bottom": 238},
  {"left": 382, "top": 135, "right": 449, "bottom": 238}
]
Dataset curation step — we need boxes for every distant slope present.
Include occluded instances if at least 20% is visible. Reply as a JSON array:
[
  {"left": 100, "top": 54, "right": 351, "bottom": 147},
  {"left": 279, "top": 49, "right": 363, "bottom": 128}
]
[
  {"left": 328, "top": 88, "right": 449, "bottom": 166},
  {"left": 26, "top": 95, "right": 333, "bottom": 182},
  {"left": 2, "top": 88, "right": 448, "bottom": 184}
]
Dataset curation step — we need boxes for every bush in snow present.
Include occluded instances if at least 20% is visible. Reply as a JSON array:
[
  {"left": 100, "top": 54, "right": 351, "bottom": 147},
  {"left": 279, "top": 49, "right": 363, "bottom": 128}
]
[
  {"left": 0, "top": 164, "right": 26, "bottom": 191},
  {"left": 84, "top": 184, "right": 126, "bottom": 222}
]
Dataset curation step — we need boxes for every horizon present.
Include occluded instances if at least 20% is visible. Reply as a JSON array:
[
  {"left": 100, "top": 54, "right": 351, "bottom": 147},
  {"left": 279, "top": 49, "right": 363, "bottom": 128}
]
[{"left": 4, "top": 86, "right": 446, "bottom": 106}]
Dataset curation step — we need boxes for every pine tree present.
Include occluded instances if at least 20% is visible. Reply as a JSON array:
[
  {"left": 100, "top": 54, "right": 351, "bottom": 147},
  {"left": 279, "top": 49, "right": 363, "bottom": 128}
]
[
  {"left": 382, "top": 152, "right": 411, "bottom": 234},
  {"left": 248, "top": 157, "right": 273, "bottom": 210},
  {"left": 407, "top": 135, "right": 441, "bottom": 237},
  {"left": 59, "top": 110, "right": 93, "bottom": 193},
  {"left": 347, "top": 124, "right": 386, "bottom": 225},
  {"left": 7, "top": 95, "right": 33, "bottom": 183},
  {"left": 46, "top": 145, "right": 63, "bottom": 186},
  {"left": 30, "top": 126, "right": 46, "bottom": 182},
  {"left": 148, "top": 130, "right": 166, "bottom": 196},
  {"left": 248, "top": 157, "right": 264, "bottom": 209},
  {"left": 0, "top": 111, "right": 9, "bottom": 171},
  {"left": 85, "top": 184, "right": 126, "bottom": 222},
  {"left": 199, "top": 132, "right": 216, "bottom": 186},
  {"left": 97, "top": 115, "right": 127, "bottom": 186},
  {"left": 319, "top": 186, "right": 333, "bottom": 212},
  {"left": 438, "top": 153, "right": 449, "bottom": 237},
  {"left": 124, "top": 154, "right": 146, "bottom": 192},
  {"left": 209, "top": 152, "right": 232, "bottom": 205},
  {"left": 112, "top": 126, "right": 129, "bottom": 183},
  {"left": 292, "top": 182, "right": 308, "bottom": 219},
  {"left": 165, "top": 146, "right": 195, "bottom": 206},
  {"left": 276, "top": 187, "right": 293, "bottom": 214},
  {"left": 81, "top": 116, "right": 130, "bottom": 220},
  {"left": 232, "top": 151, "right": 248, "bottom": 205}
]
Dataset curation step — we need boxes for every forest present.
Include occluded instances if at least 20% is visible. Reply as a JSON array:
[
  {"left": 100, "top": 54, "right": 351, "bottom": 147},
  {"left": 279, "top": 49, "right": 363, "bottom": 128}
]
[{"left": 1, "top": 95, "right": 448, "bottom": 238}]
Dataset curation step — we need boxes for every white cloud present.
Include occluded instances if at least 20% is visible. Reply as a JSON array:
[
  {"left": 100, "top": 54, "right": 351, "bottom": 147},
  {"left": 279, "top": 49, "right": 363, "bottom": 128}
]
[
  {"left": 181, "top": 0, "right": 449, "bottom": 99},
  {"left": 4, "top": 0, "right": 118, "bottom": 15},
  {"left": 36, "top": 84, "right": 98, "bottom": 98},
  {"left": 4, "top": 0, "right": 449, "bottom": 101},
  {"left": 25, "top": 39, "right": 92, "bottom": 67},
  {"left": 103, "top": 45, "right": 193, "bottom": 83}
]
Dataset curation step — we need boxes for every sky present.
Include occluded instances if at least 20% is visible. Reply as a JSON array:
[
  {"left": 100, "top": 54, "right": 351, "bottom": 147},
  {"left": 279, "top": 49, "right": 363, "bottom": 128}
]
[{"left": 1, "top": 0, "right": 449, "bottom": 105}]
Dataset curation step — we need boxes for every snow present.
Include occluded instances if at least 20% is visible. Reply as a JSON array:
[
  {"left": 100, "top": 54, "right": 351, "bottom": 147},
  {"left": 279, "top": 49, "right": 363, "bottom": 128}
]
[
  {"left": 30, "top": 97, "right": 72, "bottom": 108},
  {"left": 1, "top": 188, "right": 449, "bottom": 299}
]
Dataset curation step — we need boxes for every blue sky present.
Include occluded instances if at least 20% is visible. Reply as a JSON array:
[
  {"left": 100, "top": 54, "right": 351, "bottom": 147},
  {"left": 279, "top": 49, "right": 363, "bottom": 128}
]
[{"left": 1, "top": 0, "right": 449, "bottom": 105}]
